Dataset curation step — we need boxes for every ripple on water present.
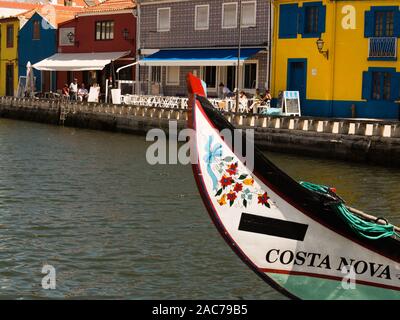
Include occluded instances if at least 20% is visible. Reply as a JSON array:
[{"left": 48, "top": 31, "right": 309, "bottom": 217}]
[{"left": 0, "top": 119, "right": 397, "bottom": 299}]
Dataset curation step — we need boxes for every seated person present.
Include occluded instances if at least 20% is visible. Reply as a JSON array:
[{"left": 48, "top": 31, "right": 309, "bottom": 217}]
[
  {"left": 62, "top": 84, "right": 69, "bottom": 99},
  {"left": 218, "top": 83, "right": 233, "bottom": 99},
  {"left": 250, "top": 89, "right": 263, "bottom": 113},
  {"left": 78, "top": 83, "right": 89, "bottom": 101},
  {"left": 238, "top": 91, "right": 249, "bottom": 112},
  {"left": 262, "top": 89, "right": 272, "bottom": 104}
]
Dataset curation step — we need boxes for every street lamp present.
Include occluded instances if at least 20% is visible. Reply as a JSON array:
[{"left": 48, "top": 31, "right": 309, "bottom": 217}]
[
  {"left": 316, "top": 37, "right": 329, "bottom": 59},
  {"left": 235, "top": 0, "right": 242, "bottom": 113}
]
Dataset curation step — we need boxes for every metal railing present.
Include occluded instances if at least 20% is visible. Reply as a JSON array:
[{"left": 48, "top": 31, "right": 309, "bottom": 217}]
[{"left": 368, "top": 37, "right": 397, "bottom": 59}]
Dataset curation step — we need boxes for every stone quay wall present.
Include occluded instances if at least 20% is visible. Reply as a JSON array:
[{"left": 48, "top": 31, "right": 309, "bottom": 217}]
[{"left": 0, "top": 97, "right": 400, "bottom": 167}]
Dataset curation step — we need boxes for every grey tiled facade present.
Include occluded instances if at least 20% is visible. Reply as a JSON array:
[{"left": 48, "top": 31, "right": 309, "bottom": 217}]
[{"left": 138, "top": 0, "right": 272, "bottom": 97}]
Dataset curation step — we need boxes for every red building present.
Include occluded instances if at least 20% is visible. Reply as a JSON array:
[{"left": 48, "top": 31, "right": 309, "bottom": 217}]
[{"left": 35, "top": 0, "right": 137, "bottom": 95}]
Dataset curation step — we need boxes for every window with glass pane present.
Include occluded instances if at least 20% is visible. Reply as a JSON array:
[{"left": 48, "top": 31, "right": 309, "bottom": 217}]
[
  {"left": 244, "top": 63, "right": 257, "bottom": 89},
  {"left": 372, "top": 72, "right": 381, "bottom": 100},
  {"left": 383, "top": 73, "right": 391, "bottom": 100},
  {"left": 167, "top": 66, "right": 179, "bottom": 85},
  {"left": 151, "top": 66, "right": 161, "bottom": 83},
  {"left": 223, "top": 3, "right": 237, "bottom": 28},
  {"left": 242, "top": 1, "right": 256, "bottom": 27},
  {"left": 372, "top": 72, "right": 392, "bottom": 101},
  {"left": 374, "top": 11, "right": 394, "bottom": 37},
  {"left": 195, "top": 5, "right": 209, "bottom": 30},
  {"left": 33, "top": 21, "right": 40, "bottom": 40},
  {"left": 203, "top": 66, "right": 216, "bottom": 88},
  {"left": 6, "top": 24, "right": 14, "bottom": 48},
  {"left": 96, "top": 21, "right": 114, "bottom": 40},
  {"left": 158, "top": 8, "right": 170, "bottom": 31},
  {"left": 305, "top": 6, "right": 319, "bottom": 34}
]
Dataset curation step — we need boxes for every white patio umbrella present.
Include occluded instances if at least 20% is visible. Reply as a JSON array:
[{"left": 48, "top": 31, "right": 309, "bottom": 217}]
[{"left": 25, "top": 61, "right": 35, "bottom": 98}]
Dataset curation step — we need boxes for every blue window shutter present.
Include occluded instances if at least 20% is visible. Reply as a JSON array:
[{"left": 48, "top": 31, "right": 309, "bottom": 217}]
[
  {"left": 364, "top": 10, "right": 374, "bottom": 38},
  {"left": 390, "top": 72, "right": 400, "bottom": 101},
  {"left": 362, "top": 71, "right": 372, "bottom": 100},
  {"left": 298, "top": 6, "right": 305, "bottom": 35},
  {"left": 318, "top": 5, "right": 326, "bottom": 34},
  {"left": 394, "top": 9, "right": 400, "bottom": 37},
  {"left": 279, "top": 4, "right": 299, "bottom": 39}
]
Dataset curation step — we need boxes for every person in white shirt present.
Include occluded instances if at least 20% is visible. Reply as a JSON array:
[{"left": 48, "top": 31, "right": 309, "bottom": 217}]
[
  {"left": 238, "top": 91, "right": 249, "bottom": 112},
  {"left": 78, "top": 83, "right": 89, "bottom": 101},
  {"left": 218, "top": 82, "right": 233, "bottom": 99},
  {"left": 69, "top": 78, "right": 78, "bottom": 100}
]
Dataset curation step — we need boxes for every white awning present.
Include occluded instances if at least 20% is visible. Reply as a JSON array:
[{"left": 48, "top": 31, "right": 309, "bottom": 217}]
[{"left": 33, "top": 51, "right": 131, "bottom": 71}]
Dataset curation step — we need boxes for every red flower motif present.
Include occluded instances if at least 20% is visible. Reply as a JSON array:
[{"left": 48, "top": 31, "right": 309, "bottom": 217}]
[
  {"left": 220, "top": 175, "right": 234, "bottom": 188},
  {"left": 226, "top": 163, "right": 238, "bottom": 176},
  {"left": 227, "top": 191, "right": 237, "bottom": 202},
  {"left": 258, "top": 192, "right": 270, "bottom": 206},
  {"left": 233, "top": 183, "right": 243, "bottom": 193}
]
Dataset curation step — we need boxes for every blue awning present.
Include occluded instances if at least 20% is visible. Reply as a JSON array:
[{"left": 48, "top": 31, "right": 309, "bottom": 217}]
[{"left": 139, "top": 48, "right": 264, "bottom": 66}]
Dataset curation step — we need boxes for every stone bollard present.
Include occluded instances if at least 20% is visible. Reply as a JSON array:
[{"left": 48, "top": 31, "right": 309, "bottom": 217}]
[
  {"left": 355, "top": 123, "right": 367, "bottom": 136},
  {"left": 372, "top": 123, "right": 385, "bottom": 137},
  {"left": 308, "top": 119, "right": 319, "bottom": 132},
  {"left": 391, "top": 124, "right": 400, "bottom": 138},
  {"left": 322, "top": 120, "right": 333, "bottom": 133},
  {"left": 339, "top": 121, "right": 350, "bottom": 134},
  {"left": 258, "top": 115, "right": 267, "bottom": 128},
  {"left": 280, "top": 117, "right": 290, "bottom": 129}
]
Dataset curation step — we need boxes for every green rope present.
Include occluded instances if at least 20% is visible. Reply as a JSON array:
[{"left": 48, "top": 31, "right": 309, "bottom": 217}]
[{"left": 300, "top": 181, "right": 400, "bottom": 240}]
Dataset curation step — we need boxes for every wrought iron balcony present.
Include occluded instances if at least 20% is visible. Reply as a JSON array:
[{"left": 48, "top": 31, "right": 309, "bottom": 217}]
[{"left": 368, "top": 37, "right": 397, "bottom": 59}]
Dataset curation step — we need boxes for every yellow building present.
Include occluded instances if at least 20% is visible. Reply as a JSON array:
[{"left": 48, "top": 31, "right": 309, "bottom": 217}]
[
  {"left": 271, "top": 0, "right": 400, "bottom": 119},
  {"left": 0, "top": 16, "right": 22, "bottom": 96}
]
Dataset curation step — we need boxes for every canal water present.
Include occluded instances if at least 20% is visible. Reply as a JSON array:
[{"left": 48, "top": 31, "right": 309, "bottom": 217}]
[{"left": 0, "top": 118, "right": 398, "bottom": 299}]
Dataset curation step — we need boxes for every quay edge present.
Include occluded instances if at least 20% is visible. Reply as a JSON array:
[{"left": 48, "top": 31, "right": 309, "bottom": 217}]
[{"left": 0, "top": 97, "right": 400, "bottom": 168}]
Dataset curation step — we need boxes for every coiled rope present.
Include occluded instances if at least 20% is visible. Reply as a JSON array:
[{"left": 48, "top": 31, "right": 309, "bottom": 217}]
[{"left": 300, "top": 181, "right": 400, "bottom": 240}]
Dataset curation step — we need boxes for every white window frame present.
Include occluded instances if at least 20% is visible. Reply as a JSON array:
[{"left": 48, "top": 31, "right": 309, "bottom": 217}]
[
  {"left": 241, "top": 1, "right": 257, "bottom": 28},
  {"left": 195, "top": 4, "right": 210, "bottom": 30},
  {"left": 242, "top": 60, "right": 258, "bottom": 90},
  {"left": 222, "top": 2, "right": 238, "bottom": 29},
  {"left": 166, "top": 66, "right": 180, "bottom": 86},
  {"left": 157, "top": 7, "right": 171, "bottom": 32},
  {"left": 151, "top": 66, "right": 162, "bottom": 83},
  {"left": 200, "top": 66, "right": 218, "bottom": 92}
]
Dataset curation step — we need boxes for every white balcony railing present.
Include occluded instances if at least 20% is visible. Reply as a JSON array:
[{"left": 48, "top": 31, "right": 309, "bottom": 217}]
[{"left": 368, "top": 37, "right": 397, "bottom": 59}]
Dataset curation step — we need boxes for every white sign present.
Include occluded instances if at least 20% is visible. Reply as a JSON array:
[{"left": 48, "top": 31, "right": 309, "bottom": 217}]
[
  {"left": 88, "top": 86, "right": 100, "bottom": 103},
  {"left": 111, "top": 89, "right": 122, "bottom": 104},
  {"left": 282, "top": 91, "right": 301, "bottom": 116}
]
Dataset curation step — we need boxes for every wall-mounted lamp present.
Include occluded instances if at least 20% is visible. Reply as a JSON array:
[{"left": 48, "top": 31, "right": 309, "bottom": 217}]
[
  {"left": 316, "top": 37, "right": 329, "bottom": 60},
  {"left": 67, "top": 31, "right": 79, "bottom": 46},
  {"left": 67, "top": 31, "right": 75, "bottom": 43}
]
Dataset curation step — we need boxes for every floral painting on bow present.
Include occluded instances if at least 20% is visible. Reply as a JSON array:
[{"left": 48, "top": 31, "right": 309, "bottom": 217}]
[{"left": 204, "top": 135, "right": 271, "bottom": 208}]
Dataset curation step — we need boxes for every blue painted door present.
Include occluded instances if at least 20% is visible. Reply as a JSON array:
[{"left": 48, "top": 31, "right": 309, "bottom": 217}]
[{"left": 288, "top": 60, "right": 307, "bottom": 103}]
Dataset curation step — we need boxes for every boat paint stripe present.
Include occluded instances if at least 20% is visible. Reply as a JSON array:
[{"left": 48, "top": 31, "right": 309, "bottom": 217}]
[
  {"left": 239, "top": 212, "right": 309, "bottom": 241},
  {"left": 259, "top": 268, "right": 400, "bottom": 292}
]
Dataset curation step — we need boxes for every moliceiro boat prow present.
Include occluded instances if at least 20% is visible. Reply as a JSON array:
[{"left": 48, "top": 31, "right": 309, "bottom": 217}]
[{"left": 186, "top": 72, "right": 400, "bottom": 300}]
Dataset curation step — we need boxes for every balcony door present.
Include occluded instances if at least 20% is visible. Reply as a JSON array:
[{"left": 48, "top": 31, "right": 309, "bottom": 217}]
[{"left": 374, "top": 11, "right": 394, "bottom": 37}]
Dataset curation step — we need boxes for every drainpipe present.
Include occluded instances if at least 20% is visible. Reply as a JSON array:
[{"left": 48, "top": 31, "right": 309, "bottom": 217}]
[
  {"left": 235, "top": 0, "right": 242, "bottom": 112},
  {"left": 267, "top": 0, "right": 273, "bottom": 90},
  {"left": 329, "top": 1, "right": 337, "bottom": 117},
  {"left": 136, "top": 1, "right": 141, "bottom": 95}
]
